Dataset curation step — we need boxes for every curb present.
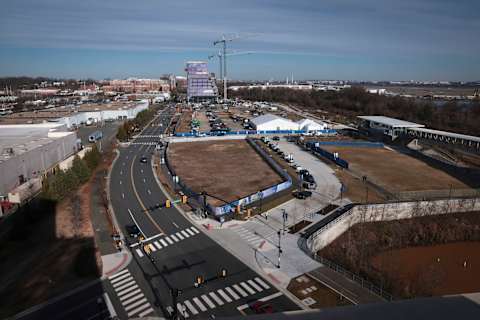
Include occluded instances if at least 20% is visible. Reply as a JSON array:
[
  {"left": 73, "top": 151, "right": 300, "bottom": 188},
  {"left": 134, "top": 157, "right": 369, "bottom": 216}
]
[{"left": 150, "top": 155, "right": 309, "bottom": 312}]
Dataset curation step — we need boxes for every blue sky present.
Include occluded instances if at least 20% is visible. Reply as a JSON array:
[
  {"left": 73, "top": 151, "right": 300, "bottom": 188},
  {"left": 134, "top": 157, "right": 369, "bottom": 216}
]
[{"left": 1, "top": 0, "right": 479, "bottom": 81}]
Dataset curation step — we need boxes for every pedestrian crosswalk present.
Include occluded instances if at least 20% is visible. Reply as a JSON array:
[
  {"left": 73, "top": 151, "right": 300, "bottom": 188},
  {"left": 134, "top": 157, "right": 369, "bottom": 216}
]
[
  {"left": 108, "top": 269, "right": 154, "bottom": 318},
  {"left": 134, "top": 226, "right": 200, "bottom": 258},
  {"left": 131, "top": 142, "right": 157, "bottom": 145},
  {"left": 230, "top": 225, "right": 266, "bottom": 248},
  {"left": 169, "top": 277, "right": 273, "bottom": 318},
  {"left": 135, "top": 135, "right": 163, "bottom": 138}
]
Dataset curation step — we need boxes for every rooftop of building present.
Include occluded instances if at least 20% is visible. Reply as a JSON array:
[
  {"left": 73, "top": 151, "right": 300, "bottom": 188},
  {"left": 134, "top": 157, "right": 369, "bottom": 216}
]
[
  {"left": 409, "top": 127, "right": 480, "bottom": 143},
  {"left": 358, "top": 115, "right": 425, "bottom": 128}
]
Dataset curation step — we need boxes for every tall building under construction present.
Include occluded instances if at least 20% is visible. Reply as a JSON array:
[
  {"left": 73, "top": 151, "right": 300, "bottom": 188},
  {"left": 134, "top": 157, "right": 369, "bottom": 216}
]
[{"left": 185, "top": 61, "right": 218, "bottom": 102}]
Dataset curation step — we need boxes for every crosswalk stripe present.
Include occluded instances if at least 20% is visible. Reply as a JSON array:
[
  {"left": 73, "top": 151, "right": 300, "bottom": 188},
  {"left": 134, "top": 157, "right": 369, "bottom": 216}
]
[
  {"left": 154, "top": 241, "right": 162, "bottom": 249},
  {"left": 110, "top": 273, "right": 131, "bottom": 284},
  {"left": 108, "top": 268, "right": 129, "bottom": 280},
  {"left": 233, "top": 284, "right": 248, "bottom": 297},
  {"left": 138, "top": 307, "right": 154, "bottom": 318},
  {"left": 149, "top": 244, "right": 157, "bottom": 252},
  {"left": 201, "top": 295, "right": 216, "bottom": 309},
  {"left": 170, "top": 234, "right": 179, "bottom": 242},
  {"left": 251, "top": 239, "right": 263, "bottom": 245},
  {"left": 184, "top": 300, "right": 199, "bottom": 315},
  {"left": 125, "top": 297, "right": 147, "bottom": 311},
  {"left": 186, "top": 228, "right": 195, "bottom": 236},
  {"left": 225, "top": 286, "right": 240, "bottom": 300},
  {"left": 193, "top": 297, "right": 207, "bottom": 312},
  {"left": 165, "top": 236, "right": 174, "bottom": 244},
  {"left": 240, "top": 282, "right": 256, "bottom": 295},
  {"left": 160, "top": 239, "right": 168, "bottom": 247},
  {"left": 127, "top": 302, "right": 151, "bottom": 317},
  {"left": 190, "top": 226, "right": 200, "bottom": 234},
  {"left": 217, "top": 289, "right": 232, "bottom": 303},
  {"left": 177, "top": 303, "right": 189, "bottom": 318},
  {"left": 209, "top": 292, "right": 224, "bottom": 306},
  {"left": 112, "top": 276, "right": 134, "bottom": 288},
  {"left": 181, "top": 230, "right": 190, "bottom": 238},
  {"left": 119, "top": 288, "right": 142, "bottom": 302},
  {"left": 117, "top": 284, "right": 139, "bottom": 297},
  {"left": 176, "top": 232, "right": 185, "bottom": 240},
  {"left": 254, "top": 277, "right": 271, "bottom": 289},
  {"left": 122, "top": 293, "right": 145, "bottom": 306},
  {"left": 248, "top": 279, "right": 263, "bottom": 292},
  {"left": 136, "top": 248, "right": 144, "bottom": 257},
  {"left": 115, "top": 280, "right": 137, "bottom": 292}
]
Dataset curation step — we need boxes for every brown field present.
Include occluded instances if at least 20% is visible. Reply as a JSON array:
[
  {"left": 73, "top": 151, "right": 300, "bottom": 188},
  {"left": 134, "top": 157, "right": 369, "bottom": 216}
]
[
  {"left": 193, "top": 111, "right": 211, "bottom": 132},
  {"left": 176, "top": 110, "right": 192, "bottom": 133},
  {"left": 321, "top": 146, "right": 467, "bottom": 192},
  {"left": 167, "top": 140, "right": 284, "bottom": 206},
  {"left": 371, "top": 242, "right": 480, "bottom": 297}
]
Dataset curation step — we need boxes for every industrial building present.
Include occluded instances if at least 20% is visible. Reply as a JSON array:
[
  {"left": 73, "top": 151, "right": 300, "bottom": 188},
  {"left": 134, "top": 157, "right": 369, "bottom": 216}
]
[
  {"left": 0, "top": 100, "right": 149, "bottom": 129},
  {"left": 297, "top": 118, "right": 327, "bottom": 131},
  {"left": 358, "top": 116, "right": 425, "bottom": 139},
  {"left": 186, "top": 61, "right": 218, "bottom": 102},
  {"left": 0, "top": 123, "right": 80, "bottom": 209}
]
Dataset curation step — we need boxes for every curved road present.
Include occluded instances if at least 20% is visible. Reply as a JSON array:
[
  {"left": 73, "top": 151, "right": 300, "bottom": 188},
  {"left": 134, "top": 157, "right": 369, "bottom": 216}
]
[{"left": 107, "top": 105, "right": 300, "bottom": 319}]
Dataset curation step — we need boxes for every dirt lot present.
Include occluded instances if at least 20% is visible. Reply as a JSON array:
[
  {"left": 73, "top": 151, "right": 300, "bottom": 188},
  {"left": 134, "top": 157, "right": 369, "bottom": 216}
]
[
  {"left": 321, "top": 146, "right": 468, "bottom": 192},
  {"left": 176, "top": 110, "right": 192, "bottom": 133},
  {"left": 371, "top": 242, "right": 480, "bottom": 297},
  {"left": 193, "top": 110, "right": 211, "bottom": 132},
  {"left": 168, "top": 140, "right": 284, "bottom": 206}
]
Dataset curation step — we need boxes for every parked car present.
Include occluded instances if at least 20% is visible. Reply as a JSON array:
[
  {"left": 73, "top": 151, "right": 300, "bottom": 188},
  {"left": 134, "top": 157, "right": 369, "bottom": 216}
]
[
  {"left": 292, "top": 190, "right": 313, "bottom": 199},
  {"left": 140, "top": 156, "right": 148, "bottom": 163},
  {"left": 126, "top": 224, "right": 141, "bottom": 238},
  {"left": 272, "top": 136, "right": 280, "bottom": 141}
]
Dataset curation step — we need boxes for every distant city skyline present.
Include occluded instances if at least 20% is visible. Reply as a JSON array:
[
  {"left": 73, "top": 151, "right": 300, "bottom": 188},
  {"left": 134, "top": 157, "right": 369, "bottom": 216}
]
[{"left": 1, "top": 0, "right": 479, "bottom": 81}]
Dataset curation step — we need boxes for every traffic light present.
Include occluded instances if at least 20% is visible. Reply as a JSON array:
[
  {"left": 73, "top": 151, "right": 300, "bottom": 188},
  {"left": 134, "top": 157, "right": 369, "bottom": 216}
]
[
  {"left": 220, "top": 268, "right": 227, "bottom": 278},
  {"left": 195, "top": 275, "right": 204, "bottom": 287},
  {"left": 181, "top": 195, "right": 188, "bottom": 204},
  {"left": 166, "top": 199, "right": 171, "bottom": 208}
]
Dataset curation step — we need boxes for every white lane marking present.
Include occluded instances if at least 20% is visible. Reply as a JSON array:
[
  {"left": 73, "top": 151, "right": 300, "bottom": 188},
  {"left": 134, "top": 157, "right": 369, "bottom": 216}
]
[
  {"left": 254, "top": 277, "right": 271, "bottom": 290},
  {"left": 138, "top": 307, "right": 154, "bottom": 318},
  {"left": 149, "top": 244, "right": 157, "bottom": 252},
  {"left": 116, "top": 280, "right": 137, "bottom": 292},
  {"left": 147, "top": 189, "right": 151, "bottom": 195},
  {"left": 119, "top": 180, "right": 122, "bottom": 185},
  {"left": 190, "top": 226, "right": 200, "bottom": 234},
  {"left": 170, "top": 234, "right": 179, "bottom": 242},
  {"left": 127, "top": 301, "right": 150, "bottom": 316},
  {"left": 112, "top": 276, "right": 134, "bottom": 288},
  {"left": 119, "top": 288, "right": 142, "bottom": 302},
  {"left": 233, "top": 284, "right": 248, "bottom": 297},
  {"left": 193, "top": 297, "right": 207, "bottom": 312},
  {"left": 110, "top": 272, "right": 131, "bottom": 284},
  {"left": 143, "top": 178, "right": 146, "bottom": 183},
  {"left": 248, "top": 279, "right": 263, "bottom": 292},
  {"left": 117, "top": 284, "right": 139, "bottom": 297},
  {"left": 122, "top": 292, "right": 145, "bottom": 306},
  {"left": 153, "top": 241, "right": 162, "bottom": 249},
  {"left": 186, "top": 228, "right": 195, "bottom": 236},
  {"left": 120, "top": 170, "right": 123, "bottom": 175},
  {"left": 217, "top": 289, "right": 232, "bottom": 303},
  {"left": 122, "top": 162, "right": 125, "bottom": 166},
  {"left": 181, "top": 230, "right": 190, "bottom": 238},
  {"left": 200, "top": 295, "right": 216, "bottom": 309},
  {"left": 209, "top": 292, "right": 224, "bottom": 306},
  {"left": 172, "top": 222, "right": 179, "bottom": 229},
  {"left": 225, "top": 286, "right": 240, "bottom": 300},
  {"left": 176, "top": 232, "right": 185, "bottom": 240},
  {"left": 125, "top": 297, "right": 147, "bottom": 311},
  {"left": 160, "top": 239, "right": 168, "bottom": 247},
  {"left": 184, "top": 300, "right": 199, "bottom": 315},
  {"left": 108, "top": 269, "right": 129, "bottom": 280},
  {"left": 240, "top": 282, "right": 256, "bottom": 295},
  {"left": 135, "top": 249, "right": 144, "bottom": 257},
  {"left": 259, "top": 291, "right": 283, "bottom": 302},
  {"left": 141, "top": 169, "right": 143, "bottom": 173},
  {"left": 177, "top": 303, "right": 189, "bottom": 318},
  {"left": 165, "top": 236, "right": 174, "bottom": 244},
  {"left": 122, "top": 193, "right": 125, "bottom": 199}
]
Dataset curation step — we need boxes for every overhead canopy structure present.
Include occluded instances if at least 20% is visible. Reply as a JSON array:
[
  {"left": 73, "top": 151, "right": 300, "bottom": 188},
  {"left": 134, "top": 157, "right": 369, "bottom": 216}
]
[
  {"left": 357, "top": 116, "right": 424, "bottom": 129},
  {"left": 297, "top": 118, "right": 327, "bottom": 131},
  {"left": 250, "top": 114, "right": 299, "bottom": 131}
]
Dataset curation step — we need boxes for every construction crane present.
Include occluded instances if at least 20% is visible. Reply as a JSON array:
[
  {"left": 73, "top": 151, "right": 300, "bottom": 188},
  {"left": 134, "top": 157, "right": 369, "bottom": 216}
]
[
  {"left": 208, "top": 50, "right": 253, "bottom": 85},
  {"left": 213, "top": 34, "right": 243, "bottom": 101}
]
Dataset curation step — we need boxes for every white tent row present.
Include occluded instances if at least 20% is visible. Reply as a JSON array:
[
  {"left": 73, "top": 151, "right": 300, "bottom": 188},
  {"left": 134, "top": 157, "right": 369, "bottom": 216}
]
[{"left": 251, "top": 114, "right": 327, "bottom": 131}]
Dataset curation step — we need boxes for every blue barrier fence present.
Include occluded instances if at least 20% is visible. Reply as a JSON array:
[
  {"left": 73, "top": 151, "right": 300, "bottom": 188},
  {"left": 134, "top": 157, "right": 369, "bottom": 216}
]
[
  {"left": 310, "top": 141, "right": 384, "bottom": 148},
  {"left": 306, "top": 142, "right": 349, "bottom": 169},
  {"left": 174, "top": 129, "right": 337, "bottom": 137}
]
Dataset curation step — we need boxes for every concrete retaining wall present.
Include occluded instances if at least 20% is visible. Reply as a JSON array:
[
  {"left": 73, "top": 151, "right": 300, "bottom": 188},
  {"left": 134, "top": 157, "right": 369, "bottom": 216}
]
[{"left": 309, "top": 198, "right": 480, "bottom": 252}]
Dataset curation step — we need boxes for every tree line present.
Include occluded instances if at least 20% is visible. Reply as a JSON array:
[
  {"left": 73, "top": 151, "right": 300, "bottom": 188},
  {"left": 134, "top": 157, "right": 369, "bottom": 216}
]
[
  {"left": 116, "top": 108, "right": 156, "bottom": 141},
  {"left": 41, "top": 145, "right": 101, "bottom": 201},
  {"left": 231, "top": 87, "right": 480, "bottom": 136}
]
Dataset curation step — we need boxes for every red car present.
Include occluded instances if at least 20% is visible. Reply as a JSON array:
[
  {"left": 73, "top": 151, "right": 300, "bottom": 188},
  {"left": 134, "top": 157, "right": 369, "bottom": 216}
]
[{"left": 251, "top": 301, "right": 273, "bottom": 314}]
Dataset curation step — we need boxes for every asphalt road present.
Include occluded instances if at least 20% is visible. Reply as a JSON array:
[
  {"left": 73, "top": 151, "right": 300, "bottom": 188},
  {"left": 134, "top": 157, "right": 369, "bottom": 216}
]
[{"left": 108, "top": 104, "right": 300, "bottom": 319}]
